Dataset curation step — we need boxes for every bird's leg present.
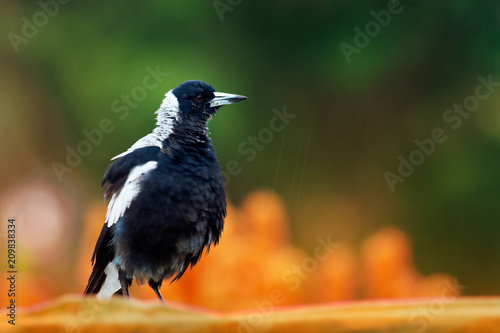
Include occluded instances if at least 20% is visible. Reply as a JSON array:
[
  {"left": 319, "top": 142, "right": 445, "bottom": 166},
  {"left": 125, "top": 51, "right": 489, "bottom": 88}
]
[
  {"left": 148, "top": 279, "right": 164, "bottom": 301},
  {"left": 118, "top": 269, "right": 132, "bottom": 298}
]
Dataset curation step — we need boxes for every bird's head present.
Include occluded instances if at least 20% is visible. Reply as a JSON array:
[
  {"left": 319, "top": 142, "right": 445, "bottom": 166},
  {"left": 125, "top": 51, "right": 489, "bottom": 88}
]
[{"left": 159, "top": 80, "right": 247, "bottom": 126}]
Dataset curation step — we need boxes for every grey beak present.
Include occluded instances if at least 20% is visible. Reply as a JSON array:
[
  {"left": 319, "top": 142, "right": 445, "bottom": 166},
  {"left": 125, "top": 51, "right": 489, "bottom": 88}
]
[{"left": 210, "top": 92, "right": 248, "bottom": 107}]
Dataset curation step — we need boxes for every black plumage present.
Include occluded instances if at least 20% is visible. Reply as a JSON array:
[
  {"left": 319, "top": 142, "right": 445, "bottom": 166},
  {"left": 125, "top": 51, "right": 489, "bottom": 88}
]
[{"left": 84, "top": 80, "right": 247, "bottom": 300}]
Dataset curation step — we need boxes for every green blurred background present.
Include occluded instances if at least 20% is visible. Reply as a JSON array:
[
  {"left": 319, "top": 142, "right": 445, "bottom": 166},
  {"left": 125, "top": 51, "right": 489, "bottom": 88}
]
[{"left": 1, "top": 0, "right": 499, "bottom": 297}]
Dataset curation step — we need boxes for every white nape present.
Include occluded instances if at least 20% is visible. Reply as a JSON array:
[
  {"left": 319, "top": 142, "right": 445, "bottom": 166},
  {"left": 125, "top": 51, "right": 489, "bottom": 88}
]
[{"left": 112, "top": 90, "right": 180, "bottom": 160}]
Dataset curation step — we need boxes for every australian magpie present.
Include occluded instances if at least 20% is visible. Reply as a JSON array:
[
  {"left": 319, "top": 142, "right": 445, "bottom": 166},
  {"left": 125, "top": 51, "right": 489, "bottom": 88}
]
[{"left": 84, "top": 80, "right": 247, "bottom": 300}]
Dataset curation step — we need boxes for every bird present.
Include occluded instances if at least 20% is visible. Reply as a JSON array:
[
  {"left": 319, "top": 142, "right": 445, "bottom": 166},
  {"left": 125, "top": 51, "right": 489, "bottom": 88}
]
[{"left": 84, "top": 80, "right": 247, "bottom": 300}]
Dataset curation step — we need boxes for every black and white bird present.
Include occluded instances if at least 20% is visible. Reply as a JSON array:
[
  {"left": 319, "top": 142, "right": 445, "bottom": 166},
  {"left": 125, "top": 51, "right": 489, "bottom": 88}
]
[{"left": 84, "top": 80, "right": 247, "bottom": 300}]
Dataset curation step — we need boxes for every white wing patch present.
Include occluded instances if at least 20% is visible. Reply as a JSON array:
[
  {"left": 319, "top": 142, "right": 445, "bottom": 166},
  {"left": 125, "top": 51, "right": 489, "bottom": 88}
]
[
  {"left": 105, "top": 161, "right": 158, "bottom": 227},
  {"left": 112, "top": 91, "right": 180, "bottom": 160}
]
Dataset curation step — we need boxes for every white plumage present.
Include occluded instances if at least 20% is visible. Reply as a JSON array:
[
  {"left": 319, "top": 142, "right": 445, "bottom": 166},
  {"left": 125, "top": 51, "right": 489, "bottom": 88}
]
[{"left": 96, "top": 261, "right": 121, "bottom": 299}]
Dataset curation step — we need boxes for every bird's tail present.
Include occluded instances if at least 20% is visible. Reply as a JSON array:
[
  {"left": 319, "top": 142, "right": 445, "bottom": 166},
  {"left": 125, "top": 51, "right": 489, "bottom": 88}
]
[
  {"left": 84, "top": 264, "right": 107, "bottom": 294},
  {"left": 84, "top": 224, "right": 118, "bottom": 297}
]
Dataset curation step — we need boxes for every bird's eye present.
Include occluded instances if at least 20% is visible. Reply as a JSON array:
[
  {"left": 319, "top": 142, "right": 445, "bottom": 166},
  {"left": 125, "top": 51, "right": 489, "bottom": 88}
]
[{"left": 195, "top": 94, "right": 204, "bottom": 103}]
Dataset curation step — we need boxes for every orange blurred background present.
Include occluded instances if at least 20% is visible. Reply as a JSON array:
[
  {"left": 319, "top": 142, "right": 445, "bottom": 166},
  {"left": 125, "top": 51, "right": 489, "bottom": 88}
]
[{"left": 1, "top": 189, "right": 461, "bottom": 311}]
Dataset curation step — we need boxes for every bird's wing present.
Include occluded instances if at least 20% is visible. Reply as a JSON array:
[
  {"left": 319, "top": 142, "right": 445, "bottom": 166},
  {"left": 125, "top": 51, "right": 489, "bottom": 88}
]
[
  {"left": 84, "top": 146, "right": 161, "bottom": 295},
  {"left": 101, "top": 146, "right": 161, "bottom": 201}
]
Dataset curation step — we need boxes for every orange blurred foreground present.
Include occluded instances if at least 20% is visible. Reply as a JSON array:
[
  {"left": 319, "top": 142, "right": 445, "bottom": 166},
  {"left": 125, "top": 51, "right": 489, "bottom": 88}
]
[{"left": 2, "top": 295, "right": 499, "bottom": 333}]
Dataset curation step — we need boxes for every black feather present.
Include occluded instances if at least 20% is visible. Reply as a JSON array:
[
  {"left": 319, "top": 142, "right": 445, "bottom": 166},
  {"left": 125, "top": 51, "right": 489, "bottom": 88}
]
[
  {"left": 112, "top": 122, "right": 226, "bottom": 284},
  {"left": 84, "top": 223, "right": 115, "bottom": 294}
]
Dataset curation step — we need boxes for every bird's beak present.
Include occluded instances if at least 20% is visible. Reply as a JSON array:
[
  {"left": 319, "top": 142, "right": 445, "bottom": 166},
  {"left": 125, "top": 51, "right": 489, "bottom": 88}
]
[{"left": 210, "top": 92, "right": 248, "bottom": 107}]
